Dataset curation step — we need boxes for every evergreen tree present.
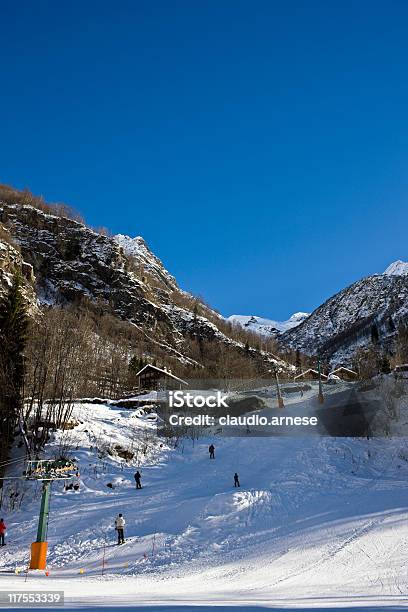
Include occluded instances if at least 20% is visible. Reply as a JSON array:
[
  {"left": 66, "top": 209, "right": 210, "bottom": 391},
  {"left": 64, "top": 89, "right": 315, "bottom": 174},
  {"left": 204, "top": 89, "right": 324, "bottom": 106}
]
[
  {"left": 395, "top": 323, "right": 408, "bottom": 363},
  {"left": 127, "top": 355, "right": 139, "bottom": 388},
  {"left": 0, "top": 273, "right": 28, "bottom": 475},
  {"left": 128, "top": 355, "right": 139, "bottom": 374},
  {"left": 295, "top": 349, "right": 302, "bottom": 374},
  {"left": 191, "top": 301, "right": 199, "bottom": 336},
  {"left": 371, "top": 323, "right": 379, "bottom": 344},
  {"left": 380, "top": 354, "right": 391, "bottom": 374}
]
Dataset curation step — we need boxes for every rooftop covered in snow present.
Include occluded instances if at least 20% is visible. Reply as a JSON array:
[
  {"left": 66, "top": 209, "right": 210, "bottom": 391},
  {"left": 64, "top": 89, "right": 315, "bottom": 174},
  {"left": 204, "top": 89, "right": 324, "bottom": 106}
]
[
  {"left": 294, "top": 368, "right": 328, "bottom": 381},
  {"left": 136, "top": 364, "right": 188, "bottom": 387}
]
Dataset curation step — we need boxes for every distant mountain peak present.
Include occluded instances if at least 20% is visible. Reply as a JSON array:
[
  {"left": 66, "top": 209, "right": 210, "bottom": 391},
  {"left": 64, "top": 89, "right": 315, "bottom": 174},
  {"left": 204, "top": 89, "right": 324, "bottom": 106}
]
[
  {"left": 383, "top": 260, "right": 408, "bottom": 276},
  {"left": 287, "top": 312, "right": 310, "bottom": 323},
  {"left": 227, "top": 312, "right": 309, "bottom": 336}
]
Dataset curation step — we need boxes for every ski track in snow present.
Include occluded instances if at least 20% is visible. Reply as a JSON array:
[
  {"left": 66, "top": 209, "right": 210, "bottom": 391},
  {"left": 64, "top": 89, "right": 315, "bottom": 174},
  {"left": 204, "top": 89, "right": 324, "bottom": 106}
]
[{"left": 1, "top": 398, "right": 408, "bottom": 609}]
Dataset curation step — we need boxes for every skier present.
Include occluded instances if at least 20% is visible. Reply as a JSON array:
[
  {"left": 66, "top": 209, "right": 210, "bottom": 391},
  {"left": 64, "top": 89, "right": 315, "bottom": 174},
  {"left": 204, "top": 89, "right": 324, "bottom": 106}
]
[
  {"left": 114, "top": 513, "right": 125, "bottom": 545},
  {"left": 134, "top": 470, "right": 142, "bottom": 489},
  {"left": 0, "top": 518, "right": 6, "bottom": 546},
  {"left": 234, "top": 473, "right": 240, "bottom": 488},
  {"left": 209, "top": 444, "right": 215, "bottom": 459}
]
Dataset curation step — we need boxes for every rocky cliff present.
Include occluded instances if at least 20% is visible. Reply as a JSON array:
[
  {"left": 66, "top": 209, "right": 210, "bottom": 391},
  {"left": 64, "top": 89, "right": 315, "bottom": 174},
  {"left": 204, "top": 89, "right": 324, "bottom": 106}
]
[{"left": 0, "top": 224, "right": 36, "bottom": 312}]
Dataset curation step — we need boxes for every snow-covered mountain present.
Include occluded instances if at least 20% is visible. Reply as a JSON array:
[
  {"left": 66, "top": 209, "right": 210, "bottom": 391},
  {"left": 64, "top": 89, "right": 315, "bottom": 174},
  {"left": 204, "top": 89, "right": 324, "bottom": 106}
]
[
  {"left": 228, "top": 312, "right": 309, "bottom": 336},
  {"left": 281, "top": 260, "right": 408, "bottom": 366},
  {"left": 384, "top": 259, "right": 408, "bottom": 276},
  {"left": 2, "top": 181, "right": 406, "bottom": 374},
  {"left": 0, "top": 195, "right": 292, "bottom": 374}
]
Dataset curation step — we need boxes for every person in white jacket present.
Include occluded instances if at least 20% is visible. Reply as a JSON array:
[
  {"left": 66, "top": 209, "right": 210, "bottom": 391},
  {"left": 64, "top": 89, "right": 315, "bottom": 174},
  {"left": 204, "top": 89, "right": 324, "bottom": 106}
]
[{"left": 115, "top": 513, "right": 125, "bottom": 545}]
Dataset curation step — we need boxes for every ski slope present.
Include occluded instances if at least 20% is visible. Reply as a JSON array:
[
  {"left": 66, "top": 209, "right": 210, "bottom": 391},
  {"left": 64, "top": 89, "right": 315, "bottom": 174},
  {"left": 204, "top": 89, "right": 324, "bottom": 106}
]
[{"left": 1, "top": 397, "right": 408, "bottom": 610}]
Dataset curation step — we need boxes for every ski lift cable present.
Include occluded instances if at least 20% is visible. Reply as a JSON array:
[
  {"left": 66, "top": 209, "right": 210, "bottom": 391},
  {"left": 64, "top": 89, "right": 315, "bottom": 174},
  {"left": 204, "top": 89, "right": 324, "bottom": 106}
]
[
  {"left": 0, "top": 456, "right": 27, "bottom": 468},
  {"left": 0, "top": 455, "right": 24, "bottom": 466}
]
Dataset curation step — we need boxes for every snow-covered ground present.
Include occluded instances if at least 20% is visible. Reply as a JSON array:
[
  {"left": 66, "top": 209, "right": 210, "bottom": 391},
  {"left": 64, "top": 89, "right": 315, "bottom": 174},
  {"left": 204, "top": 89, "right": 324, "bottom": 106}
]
[{"left": 1, "top": 392, "right": 408, "bottom": 610}]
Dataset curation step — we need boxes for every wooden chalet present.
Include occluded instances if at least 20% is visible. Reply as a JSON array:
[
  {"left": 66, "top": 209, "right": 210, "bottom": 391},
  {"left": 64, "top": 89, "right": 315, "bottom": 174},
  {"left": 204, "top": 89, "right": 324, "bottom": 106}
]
[
  {"left": 330, "top": 367, "right": 358, "bottom": 381},
  {"left": 294, "top": 368, "right": 328, "bottom": 382},
  {"left": 136, "top": 364, "right": 188, "bottom": 391}
]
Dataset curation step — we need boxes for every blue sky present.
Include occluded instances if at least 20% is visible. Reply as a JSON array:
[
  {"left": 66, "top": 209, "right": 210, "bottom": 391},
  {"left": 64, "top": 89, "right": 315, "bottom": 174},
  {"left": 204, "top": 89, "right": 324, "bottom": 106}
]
[{"left": 1, "top": 1, "right": 408, "bottom": 319}]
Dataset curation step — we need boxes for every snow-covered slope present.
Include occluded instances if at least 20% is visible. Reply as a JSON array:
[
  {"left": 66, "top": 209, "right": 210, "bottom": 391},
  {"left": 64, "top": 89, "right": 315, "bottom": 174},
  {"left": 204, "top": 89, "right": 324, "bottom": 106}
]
[
  {"left": 2, "top": 392, "right": 408, "bottom": 608},
  {"left": 228, "top": 312, "right": 309, "bottom": 336}
]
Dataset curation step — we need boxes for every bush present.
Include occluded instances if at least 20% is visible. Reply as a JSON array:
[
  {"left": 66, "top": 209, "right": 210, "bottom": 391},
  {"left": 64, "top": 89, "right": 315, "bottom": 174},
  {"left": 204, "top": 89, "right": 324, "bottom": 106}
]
[{"left": 0, "top": 183, "right": 84, "bottom": 224}]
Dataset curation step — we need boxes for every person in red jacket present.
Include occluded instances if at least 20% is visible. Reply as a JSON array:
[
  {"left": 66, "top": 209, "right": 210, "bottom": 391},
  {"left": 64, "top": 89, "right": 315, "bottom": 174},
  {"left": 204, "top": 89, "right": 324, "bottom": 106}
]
[{"left": 0, "top": 518, "right": 6, "bottom": 546}]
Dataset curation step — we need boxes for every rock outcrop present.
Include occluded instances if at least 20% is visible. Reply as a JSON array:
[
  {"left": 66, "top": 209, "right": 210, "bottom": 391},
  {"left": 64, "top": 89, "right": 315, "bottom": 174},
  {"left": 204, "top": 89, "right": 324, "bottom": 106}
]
[{"left": 0, "top": 224, "right": 36, "bottom": 312}]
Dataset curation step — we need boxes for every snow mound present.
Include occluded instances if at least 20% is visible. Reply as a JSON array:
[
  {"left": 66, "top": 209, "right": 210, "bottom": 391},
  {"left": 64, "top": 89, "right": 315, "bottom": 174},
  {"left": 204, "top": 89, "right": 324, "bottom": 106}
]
[{"left": 383, "top": 260, "right": 408, "bottom": 276}]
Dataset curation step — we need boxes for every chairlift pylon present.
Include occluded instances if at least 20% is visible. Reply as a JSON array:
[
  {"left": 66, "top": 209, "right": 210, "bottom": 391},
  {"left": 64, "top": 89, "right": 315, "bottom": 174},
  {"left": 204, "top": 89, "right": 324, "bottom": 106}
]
[{"left": 25, "top": 457, "right": 79, "bottom": 571}]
